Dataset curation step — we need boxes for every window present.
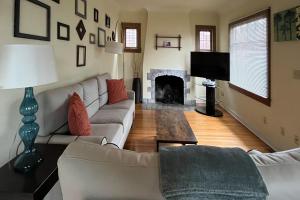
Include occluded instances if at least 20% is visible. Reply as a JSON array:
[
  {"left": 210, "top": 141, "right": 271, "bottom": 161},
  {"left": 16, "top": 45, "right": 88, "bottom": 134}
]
[
  {"left": 122, "top": 23, "right": 141, "bottom": 53},
  {"left": 195, "top": 25, "right": 216, "bottom": 52},
  {"left": 229, "top": 9, "right": 271, "bottom": 106}
]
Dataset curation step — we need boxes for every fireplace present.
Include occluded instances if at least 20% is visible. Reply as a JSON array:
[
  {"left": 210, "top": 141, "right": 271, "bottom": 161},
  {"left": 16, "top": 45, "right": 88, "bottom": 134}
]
[
  {"left": 155, "top": 76, "right": 184, "bottom": 104},
  {"left": 145, "top": 69, "right": 195, "bottom": 105}
]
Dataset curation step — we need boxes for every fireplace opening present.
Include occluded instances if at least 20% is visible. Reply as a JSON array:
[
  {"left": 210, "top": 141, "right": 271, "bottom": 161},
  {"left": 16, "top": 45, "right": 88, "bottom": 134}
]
[{"left": 155, "top": 75, "right": 184, "bottom": 104}]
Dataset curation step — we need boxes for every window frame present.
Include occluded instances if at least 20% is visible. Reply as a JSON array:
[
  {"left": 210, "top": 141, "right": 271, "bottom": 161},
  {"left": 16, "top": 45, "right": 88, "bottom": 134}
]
[
  {"left": 121, "top": 22, "right": 141, "bottom": 53},
  {"left": 228, "top": 8, "right": 271, "bottom": 106},
  {"left": 195, "top": 25, "right": 216, "bottom": 52}
]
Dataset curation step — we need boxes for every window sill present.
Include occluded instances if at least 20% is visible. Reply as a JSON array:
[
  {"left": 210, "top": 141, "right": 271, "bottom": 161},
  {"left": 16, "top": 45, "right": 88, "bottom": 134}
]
[
  {"left": 124, "top": 48, "right": 141, "bottom": 53},
  {"left": 229, "top": 83, "right": 271, "bottom": 107}
]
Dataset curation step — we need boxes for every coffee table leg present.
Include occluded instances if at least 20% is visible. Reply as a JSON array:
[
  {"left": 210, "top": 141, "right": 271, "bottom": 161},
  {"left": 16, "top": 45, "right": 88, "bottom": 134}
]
[{"left": 156, "top": 141, "right": 159, "bottom": 152}]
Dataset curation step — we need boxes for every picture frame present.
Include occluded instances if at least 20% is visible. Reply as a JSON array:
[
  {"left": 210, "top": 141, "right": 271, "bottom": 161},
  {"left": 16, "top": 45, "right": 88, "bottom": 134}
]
[
  {"left": 76, "top": 20, "right": 86, "bottom": 41},
  {"left": 52, "top": 0, "right": 59, "bottom": 3},
  {"left": 89, "top": 33, "right": 96, "bottom": 44},
  {"left": 105, "top": 14, "right": 110, "bottom": 28},
  {"left": 14, "top": 0, "right": 51, "bottom": 41},
  {"left": 76, "top": 45, "right": 86, "bottom": 67},
  {"left": 57, "top": 22, "right": 70, "bottom": 41},
  {"left": 75, "top": 0, "right": 87, "bottom": 19},
  {"left": 98, "top": 28, "right": 106, "bottom": 47},
  {"left": 94, "top": 8, "right": 99, "bottom": 22}
]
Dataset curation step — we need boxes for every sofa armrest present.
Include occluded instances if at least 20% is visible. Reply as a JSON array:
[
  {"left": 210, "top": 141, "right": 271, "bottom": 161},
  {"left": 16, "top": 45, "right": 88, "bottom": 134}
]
[
  {"left": 58, "top": 142, "right": 163, "bottom": 200},
  {"left": 249, "top": 148, "right": 300, "bottom": 200},
  {"left": 127, "top": 90, "right": 135, "bottom": 101}
]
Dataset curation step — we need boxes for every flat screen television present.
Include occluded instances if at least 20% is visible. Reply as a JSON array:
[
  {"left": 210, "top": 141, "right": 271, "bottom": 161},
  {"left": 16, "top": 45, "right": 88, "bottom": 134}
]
[{"left": 191, "top": 52, "right": 230, "bottom": 81}]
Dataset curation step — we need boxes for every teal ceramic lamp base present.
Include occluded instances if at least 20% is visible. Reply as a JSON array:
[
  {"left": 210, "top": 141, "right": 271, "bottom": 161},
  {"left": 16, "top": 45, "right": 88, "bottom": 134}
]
[{"left": 14, "top": 87, "right": 43, "bottom": 173}]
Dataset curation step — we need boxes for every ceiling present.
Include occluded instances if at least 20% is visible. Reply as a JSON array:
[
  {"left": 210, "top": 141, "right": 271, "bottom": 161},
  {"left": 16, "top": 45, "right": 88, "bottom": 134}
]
[{"left": 114, "top": 0, "right": 250, "bottom": 13}]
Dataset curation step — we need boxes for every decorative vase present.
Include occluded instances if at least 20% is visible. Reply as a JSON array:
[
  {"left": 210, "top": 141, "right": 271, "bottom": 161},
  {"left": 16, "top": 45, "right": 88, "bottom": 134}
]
[{"left": 132, "top": 78, "right": 142, "bottom": 104}]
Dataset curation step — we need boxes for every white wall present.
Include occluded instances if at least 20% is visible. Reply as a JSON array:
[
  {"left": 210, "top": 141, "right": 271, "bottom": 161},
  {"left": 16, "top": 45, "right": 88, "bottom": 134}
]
[
  {"left": 218, "top": 0, "right": 300, "bottom": 150},
  {"left": 0, "top": 0, "right": 120, "bottom": 166},
  {"left": 142, "top": 10, "right": 219, "bottom": 102},
  {"left": 119, "top": 9, "right": 148, "bottom": 89}
]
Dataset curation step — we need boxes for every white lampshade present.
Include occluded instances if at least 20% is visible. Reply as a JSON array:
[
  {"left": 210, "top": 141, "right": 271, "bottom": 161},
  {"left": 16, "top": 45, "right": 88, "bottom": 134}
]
[
  {"left": 105, "top": 41, "right": 124, "bottom": 54},
  {"left": 0, "top": 45, "right": 58, "bottom": 89}
]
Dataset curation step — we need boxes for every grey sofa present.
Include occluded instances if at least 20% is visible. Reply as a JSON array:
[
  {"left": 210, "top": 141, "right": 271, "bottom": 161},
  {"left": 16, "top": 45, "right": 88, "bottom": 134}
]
[
  {"left": 35, "top": 73, "right": 135, "bottom": 149},
  {"left": 58, "top": 142, "right": 300, "bottom": 200}
]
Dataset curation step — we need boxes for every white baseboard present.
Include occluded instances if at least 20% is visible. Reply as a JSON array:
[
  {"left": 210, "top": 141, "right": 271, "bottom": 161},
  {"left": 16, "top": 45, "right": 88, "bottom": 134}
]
[{"left": 219, "top": 104, "right": 279, "bottom": 151}]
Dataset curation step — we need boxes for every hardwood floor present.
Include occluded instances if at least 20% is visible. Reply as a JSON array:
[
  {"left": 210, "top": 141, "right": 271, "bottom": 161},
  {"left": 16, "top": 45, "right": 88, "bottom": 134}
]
[{"left": 124, "top": 104, "right": 273, "bottom": 153}]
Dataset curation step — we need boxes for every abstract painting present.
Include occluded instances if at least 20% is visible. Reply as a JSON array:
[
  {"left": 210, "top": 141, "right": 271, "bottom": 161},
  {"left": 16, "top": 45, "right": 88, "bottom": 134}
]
[{"left": 274, "top": 6, "right": 300, "bottom": 42}]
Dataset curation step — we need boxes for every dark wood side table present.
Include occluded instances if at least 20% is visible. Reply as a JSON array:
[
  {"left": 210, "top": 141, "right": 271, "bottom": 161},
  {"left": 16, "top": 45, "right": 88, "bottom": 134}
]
[{"left": 0, "top": 144, "right": 67, "bottom": 200}]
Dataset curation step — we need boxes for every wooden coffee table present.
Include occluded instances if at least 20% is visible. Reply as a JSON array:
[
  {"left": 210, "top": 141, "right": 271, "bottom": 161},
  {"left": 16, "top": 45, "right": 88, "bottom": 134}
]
[{"left": 156, "top": 110, "right": 198, "bottom": 151}]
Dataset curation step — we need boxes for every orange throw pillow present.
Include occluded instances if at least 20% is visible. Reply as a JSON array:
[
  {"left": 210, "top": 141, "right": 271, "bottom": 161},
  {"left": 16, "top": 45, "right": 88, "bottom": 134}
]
[
  {"left": 68, "top": 92, "right": 91, "bottom": 136},
  {"left": 107, "top": 79, "right": 128, "bottom": 104}
]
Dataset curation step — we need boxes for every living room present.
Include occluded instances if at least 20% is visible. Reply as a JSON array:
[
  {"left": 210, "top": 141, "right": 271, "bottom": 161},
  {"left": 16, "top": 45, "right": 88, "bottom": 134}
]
[{"left": 0, "top": 0, "right": 299, "bottom": 199}]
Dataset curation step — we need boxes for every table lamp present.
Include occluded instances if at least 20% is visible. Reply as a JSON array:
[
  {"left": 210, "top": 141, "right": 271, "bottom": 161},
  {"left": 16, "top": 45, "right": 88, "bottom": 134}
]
[{"left": 0, "top": 45, "right": 58, "bottom": 173}]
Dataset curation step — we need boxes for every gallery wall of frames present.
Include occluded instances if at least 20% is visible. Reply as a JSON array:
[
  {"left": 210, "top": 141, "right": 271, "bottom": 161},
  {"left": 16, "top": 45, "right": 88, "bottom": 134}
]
[{"left": 14, "top": 0, "right": 115, "bottom": 67}]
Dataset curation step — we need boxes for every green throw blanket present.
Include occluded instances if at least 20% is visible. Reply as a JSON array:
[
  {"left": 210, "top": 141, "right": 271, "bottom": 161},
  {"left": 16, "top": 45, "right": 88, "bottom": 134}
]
[{"left": 159, "top": 145, "right": 268, "bottom": 200}]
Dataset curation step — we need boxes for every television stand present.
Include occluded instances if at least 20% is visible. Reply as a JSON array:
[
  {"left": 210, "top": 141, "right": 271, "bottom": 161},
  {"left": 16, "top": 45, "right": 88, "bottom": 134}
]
[{"left": 195, "top": 80, "right": 223, "bottom": 117}]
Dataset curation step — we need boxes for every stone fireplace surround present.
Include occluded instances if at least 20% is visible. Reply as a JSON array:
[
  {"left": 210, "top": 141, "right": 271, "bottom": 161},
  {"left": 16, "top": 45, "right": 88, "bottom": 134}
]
[{"left": 144, "top": 69, "right": 195, "bottom": 105}]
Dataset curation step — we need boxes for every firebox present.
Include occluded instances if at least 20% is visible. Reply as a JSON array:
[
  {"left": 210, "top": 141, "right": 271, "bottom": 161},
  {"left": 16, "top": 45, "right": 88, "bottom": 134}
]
[{"left": 155, "top": 75, "right": 184, "bottom": 104}]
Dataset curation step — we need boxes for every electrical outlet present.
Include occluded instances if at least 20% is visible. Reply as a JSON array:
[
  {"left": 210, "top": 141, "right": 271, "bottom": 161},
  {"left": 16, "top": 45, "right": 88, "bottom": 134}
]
[
  {"left": 295, "top": 135, "right": 300, "bottom": 146},
  {"left": 263, "top": 117, "right": 267, "bottom": 124},
  {"left": 280, "top": 127, "right": 285, "bottom": 136}
]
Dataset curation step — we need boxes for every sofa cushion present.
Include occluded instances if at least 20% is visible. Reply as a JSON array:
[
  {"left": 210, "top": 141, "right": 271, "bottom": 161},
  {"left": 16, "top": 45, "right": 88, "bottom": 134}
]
[
  {"left": 90, "top": 109, "right": 130, "bottom": 125},
  {"left": 102, "top": 99, "right": 135, "bottom": 113},
  {"left": 96, "top": 73, "right": 111, "bottom": 107},
  {"left": 250, "top": 148, "right": 300, "bottom": 200},
  {"left": 107, "top": 79, "right": 128, "bottom": 104},
  {"left": 91, "top": 124, "right": 124, "bottom": 148},
  {"left": 68, "top": 93, "right": 91, "bottom": 136},
  {"left": 36, "top": 83, "right": 84, "bottom": 136},
  {"left": 80, "top": 78, "right": 100, "bottom": 118}
]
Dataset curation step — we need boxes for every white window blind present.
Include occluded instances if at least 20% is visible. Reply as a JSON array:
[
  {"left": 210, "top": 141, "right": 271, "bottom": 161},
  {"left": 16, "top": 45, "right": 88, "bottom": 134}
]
[{"left": 230, "top": 11, "right": 269, "bottom": 100}]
